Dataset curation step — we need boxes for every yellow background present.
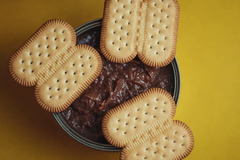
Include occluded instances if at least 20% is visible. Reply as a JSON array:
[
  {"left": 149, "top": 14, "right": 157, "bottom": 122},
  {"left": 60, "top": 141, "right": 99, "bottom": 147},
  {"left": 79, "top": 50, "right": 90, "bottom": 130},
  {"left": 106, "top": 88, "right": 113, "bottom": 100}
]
[{"left": 0, "top": 0, "right": 239, "bottom": 159}]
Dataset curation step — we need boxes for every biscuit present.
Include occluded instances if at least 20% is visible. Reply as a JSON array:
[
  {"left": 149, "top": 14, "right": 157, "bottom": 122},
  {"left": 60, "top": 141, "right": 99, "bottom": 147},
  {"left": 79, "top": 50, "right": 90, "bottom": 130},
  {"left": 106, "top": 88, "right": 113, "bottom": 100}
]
[
  {"left": 102, "top": 88, "right": 194, "bottom": 159},
  {"left": 101, "top": 0, "right": 179, "bottom": 67},
  {"left": 121, "top": 120, "right": 194, "bottom": 160},
  {"left": 102, "top": 88, "right": 176, "bottom": 147},
  {"left": 9, "top": 20, "right": 102, "bottom": 112},
  {"left": 9, "top": 19, "right": 76, "bottom": 86}
]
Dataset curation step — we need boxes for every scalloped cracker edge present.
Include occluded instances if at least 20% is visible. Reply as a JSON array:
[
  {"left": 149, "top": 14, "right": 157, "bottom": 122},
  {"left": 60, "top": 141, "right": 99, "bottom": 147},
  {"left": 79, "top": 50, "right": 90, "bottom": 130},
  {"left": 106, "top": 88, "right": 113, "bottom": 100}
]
[{"left": 100, "top": 0, "right": 180, "bottom": 67}]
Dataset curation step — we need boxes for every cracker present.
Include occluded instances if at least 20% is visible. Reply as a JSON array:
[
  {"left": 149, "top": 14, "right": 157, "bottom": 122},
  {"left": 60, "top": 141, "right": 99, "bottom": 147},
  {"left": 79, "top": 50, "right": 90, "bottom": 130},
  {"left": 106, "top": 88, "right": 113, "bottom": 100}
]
[
  {"left": 35, "top": 45, "right": 102, "bottom": 112},
  {"left": 101, "top": 0, "right": 179, "bottom": 67},
  {"left": 9, "top": 19, "right": 76, "bottom": 86},
  {"left": 102, "top": 88, "right": 176, "bottom": 148},
  {"left": 8, "top": 19, "right": 102, "bottom": 112},
  {"left": 120, "top": 120, "right": 194, "bottom": 160}
]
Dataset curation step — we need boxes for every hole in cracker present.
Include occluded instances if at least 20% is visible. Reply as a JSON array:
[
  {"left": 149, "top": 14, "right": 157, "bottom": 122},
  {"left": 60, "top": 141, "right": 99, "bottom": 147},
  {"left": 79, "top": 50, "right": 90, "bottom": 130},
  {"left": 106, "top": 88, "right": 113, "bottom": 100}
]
[
  {"left": 57, "top": 79, "right": 59, "bottom": 82},
  {"left": 152, "top": 24, "right": 155, "bottom": 28},
  {"left": 165, "top": 137, "right": 168, "bottom": 140},
  {"left": 153, "top": 13, "right": 156, "bottom": 17},
  {"left": 62, "top": 30, "right": 65, "bottom": 33},
  {"left": 54, "top": 38, "right": 57, "bottom": 41},
  {"left": 29, "top": 52, "right": 32, "bottom": 56},
  {"left": 38, "top": 44, "right": 40, "bottom": 48},
  {"left": 55, "top": 46, "right": 58, "bottom": 49},
  {"left": 114, "top": 20, "right": 117, "bottom": 23},
  {"left": 53, "top": 29, "right": 56, "bottom": 32},
  {"left": 116, "top": 128, "right": 119, "bottom": 131},
  {"left": 46, "top": 36, "right": 48, "bottom": 40},
  {"left": 89, "top": 56, "right": 91, "bottom": 59},
  {"left": 181, "top": 144, "right": 184, "bottom": 146},
  {"left": 48, "top": 87, "right": 51, "bottom": 90},
  {"left": 166, "top": 15, "right": 169, "bottom": 18},
  {"left": 39, "top": 53, "right": 42, "bottom": 57},
  {"left": 47, "top": 54, "right": 50, "bottom": 57},
  {"left": 164, "top": 146, "right": 167, "bottom": 148},
  {"left": 136, "top": 153, "right": 138, "bottom": 156},
  {"left": 113, "top": 31, "right": 115, "bottom": 34},
  {"left": 143, "top": 121, "right": 146, "bottom": 123},
  {"left": 164, "top": 36, "right": 167, "bottom": 40},
  {"left": 175, "top": 131, "right": 178, "bottom": 134},
  {"left": 129, "top": 11, "right": 132, "bottom": 14},
  {"left": 153, "top": 116, "right": 156, "bottom": 118},
  {"left": 163, "top": 48, "right": 166, "bottom": 51},
  {"left": 128, "top": 22, "right": 130, "bottom": 25},
  {"left": 118, "top": 48, "right": 121, "bottom": 51},
  {"left": 57, "top": 88, "right": 60, "bottom": 91},
  {"left": 82, "top": 73, "right": 85, "bottom": 76},
  {"left": 144, "top": 156, "right": 147, "bottom": 159},
  {"left": 159, "top": 19, "right": 162, "bottom": 23},
  {"left": 183, "top": 135, "right": 186, "bottom": 138},
  {"left": 116, "top": 9, "right": 118, "bottom": 12},
  {"left": 125, "top": 123, "right": 128, "bottom": 125},
  {"left": 137, "top": 108, "right": 140, "bottom": 111},
  {"left": 89, "top": 65, "right": 92, "bottom": 68},
  {"left": 127, "top": 32, "right": 129, "bottom": 36},
  {"left": 164, "top": 101, "right": 167, "bottom": 104},
  {"left": 125, "top": 43, "right": 128, "bottom": 46},
  {"left": 150, "top": 46, "right": 152, "bottom": 49},
  {"left": 146, "top": 148, "right": 149, "bottom": 151},
  {"left": 118, "top": 119, "right": 120, "bottom": 122},
  {"left": 66, "top": 89, "right": 69, "bottom": 92},
  {"left": 151, "top": 35, "right": 153, "bottom": 39},
  {"left": 165, "top": 26, "right": 168, "bottom": 29},
  {"left": 120, "top": 26, "right": 123, "bottom": 30},
  {"left": 21, "top": 60, "right": 24, "bottom": 63},
  {"left": 74, "top": 81, "right": 77, "bottom": 83},
  {"left": 122, "top": 16, "right": 124, "bottom": 19},
  {"left": 134, "top": 126, "right": 136, "bottom": 129},
  {"left": 79, "top": 55, "right": 83, "bottom": 58},
  {"left": 167, "top": 4, "right": 170, "bottom": 8},
  {"left": 173, "top": 140, "right": 176, "bottom": 143},
  {"left": 119, "top": 37, "right": 122, "bottom": 40},
  {"left": 123, "top": 5, "right": 125, "bottom": 8},
  {"left": 112, "top": 41, "right": 115, "bottom": 45},
  {"left": 72, "top": 63, "right": 75, "bottom": 66},
  {"left": 155, "top": 142, "right": 158, "bottom": 145},
  {"left": 63, "top": 39, "right": 66, "bottom": 41},
  {"left": 64, "top": 71, "right": 67, "bottom": 74},
  {"left": 160, "top": 9, "right": 163, "bottom": 12},
  {"left": 156, "top": 52, "right": 159, "bottom": 55},
  {"left": 163, "top": 110, "right": 166, "bottom": 113},
  {"left": 46, "top": 45, "right": 49, "bottom": 49},
  {"left": 162, "top": 155, "right": 165, "bottom": 157},
  {"left": 145, "top": 112, "right": 147, "bottom": 115},
  {"left": 31, "top": 70, "right": 34, "bottom": 73},
  {"left": 73, "top": 72, "right": 76, "bottom": 75},
  {"left": 135, "top": 117, "right": 138, "bottom": 120},
  {"left": 172, "top": 150, "right": 175, "bottom": 152},
  {"left": 49, "top": 96, "right": 52, "bottom": 99},
  {"left": 22, "top": 69, "right": 25, "bottom": 72},
  {"left": 65, "top": 80, "right": 68, "bottom": 83},
  {"left": 157, "top": 41, "right": 160, "bottom": 45},
  {"left": 153, "top": 3, "right": 156, "bottom": 6},
  {"left": 127, "top": 114, "right": 130, "bottom": 117},
  {"left": 81, "top": 64, "right": 84, "bottom": 67},
  {"left": 146, "top": 103, "right": 149, "bottom": 106},
  {"left": 57, "top": 96, "right": 61, "bottom": 99},
  {"left": 124, "top": 132, "right": 127, "bottom": 134},
  {"left": 154, "top": 151, "right": 157, "bottom": 154},
  {"left": 155, "top": 107, "right": 158, "bottom": 110}
]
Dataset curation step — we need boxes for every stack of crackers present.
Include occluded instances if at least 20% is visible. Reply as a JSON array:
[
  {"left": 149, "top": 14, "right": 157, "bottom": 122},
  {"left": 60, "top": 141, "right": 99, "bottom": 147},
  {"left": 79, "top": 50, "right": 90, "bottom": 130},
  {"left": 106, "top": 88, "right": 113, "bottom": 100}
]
[{"left": 8, "top": 0, "right": 194, "bottom": 159}]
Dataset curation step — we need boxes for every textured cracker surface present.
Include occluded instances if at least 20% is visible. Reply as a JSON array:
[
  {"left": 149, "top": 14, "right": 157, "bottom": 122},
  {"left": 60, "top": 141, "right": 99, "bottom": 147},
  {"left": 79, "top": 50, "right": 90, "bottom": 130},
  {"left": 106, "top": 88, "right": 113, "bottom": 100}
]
[
  {"left": 102, "top": 88, "right": 176, "bottom": 147},
  {"left": 101, "top": 0, "right": 179, "bottom": 67},
  {"left": 9, "top": 19, "right": 76, "bottom": 86},
  {"left": 121, "top": 120, "right": 194, "bottom": 160},
  {"left": 35, "top": 45, "right": 102, "bottom": 112}
]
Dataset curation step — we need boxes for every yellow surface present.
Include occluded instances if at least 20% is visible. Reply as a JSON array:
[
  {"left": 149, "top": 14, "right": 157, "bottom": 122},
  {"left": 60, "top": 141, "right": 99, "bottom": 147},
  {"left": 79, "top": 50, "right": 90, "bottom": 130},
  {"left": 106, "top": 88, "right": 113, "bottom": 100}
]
[{"left": 0, "top": 0, "right": 239, "bottom": 159}]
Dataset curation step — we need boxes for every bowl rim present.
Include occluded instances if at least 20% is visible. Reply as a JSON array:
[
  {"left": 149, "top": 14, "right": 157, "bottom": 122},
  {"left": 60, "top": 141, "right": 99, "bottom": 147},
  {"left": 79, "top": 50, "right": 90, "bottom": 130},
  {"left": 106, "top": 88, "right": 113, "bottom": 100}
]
[{"left": 53, "top": 18, "right": 181, "bottom": 151}]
